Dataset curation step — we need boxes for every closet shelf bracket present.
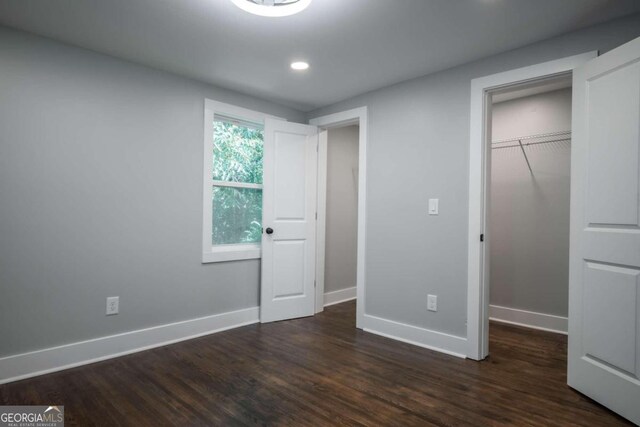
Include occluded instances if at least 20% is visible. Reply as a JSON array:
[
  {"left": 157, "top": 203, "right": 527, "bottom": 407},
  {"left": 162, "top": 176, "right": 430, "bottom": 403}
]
[{"left": 517, "top": 139, "right": 534, "bottom": 175}]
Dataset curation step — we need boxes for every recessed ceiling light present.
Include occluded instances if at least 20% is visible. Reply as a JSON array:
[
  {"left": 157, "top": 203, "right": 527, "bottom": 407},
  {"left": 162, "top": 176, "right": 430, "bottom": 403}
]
[
  {"left": 291, "top": 61, "right": 309, "bottom": 71},
  {"left": 231, "top": 0, "right": 312, "bottom": 17}
]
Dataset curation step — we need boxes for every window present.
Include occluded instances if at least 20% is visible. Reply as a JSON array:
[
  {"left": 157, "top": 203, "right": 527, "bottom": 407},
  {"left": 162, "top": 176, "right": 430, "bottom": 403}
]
[
  {"left": 212, "top": 117, "right": 263, "bottom": 245},
  {"left": 203, "top": 100, "right": 274, "bottom": 263}
]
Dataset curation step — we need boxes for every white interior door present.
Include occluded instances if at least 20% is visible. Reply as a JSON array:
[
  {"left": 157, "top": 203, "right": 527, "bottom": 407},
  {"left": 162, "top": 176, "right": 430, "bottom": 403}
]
[
  {"left": 261, "top": 118, "right": 318, "bottom": 323},
  {"left": 569, "top": 36, "right": 640, "bottom": 424}
]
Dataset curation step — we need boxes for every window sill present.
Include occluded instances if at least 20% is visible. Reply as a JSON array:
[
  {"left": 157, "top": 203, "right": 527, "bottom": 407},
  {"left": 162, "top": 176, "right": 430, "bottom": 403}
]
[{"left": 202, "top": 244, "right": 261, "bottom": 263}]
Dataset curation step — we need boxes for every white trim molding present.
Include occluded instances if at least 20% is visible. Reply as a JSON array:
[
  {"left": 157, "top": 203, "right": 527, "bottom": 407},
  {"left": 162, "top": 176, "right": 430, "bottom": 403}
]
[
  {"left": 324, "top": 287, "right": 357, "bottom": 307},
  {"left": 202, "top": 244, "right": 260, "bottom": 263},
  {"left": 309, "top": 107, "right": 368, "bottom": 330},
  {"left": 489, "top": 305, "right": 568, "bottom": 334},
  {"left": 0, "top": 307, "right": 259, "bottom": 385},
  {"left": 314, "top": 130, "right": 329, "bottom": 314},
  {"left": 363, "top": 315, "right": 467, "bottom": 359},
  {"left": 466, "top": 52, "right": 597, "bottom": 360}
]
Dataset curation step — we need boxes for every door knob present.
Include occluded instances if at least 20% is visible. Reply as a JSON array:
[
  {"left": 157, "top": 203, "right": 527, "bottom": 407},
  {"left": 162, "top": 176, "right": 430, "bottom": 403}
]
[{"left": 265, "top": 227, "right": 274, "bottom": 235}]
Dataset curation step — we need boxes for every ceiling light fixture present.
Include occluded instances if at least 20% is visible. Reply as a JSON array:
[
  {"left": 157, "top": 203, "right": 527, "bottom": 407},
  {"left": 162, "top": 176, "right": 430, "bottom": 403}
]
[
  {"left": 290, "top": 61, "right": 309, "bottom": 71},
  {"left": 230, "top": 0, "right": 312, "bottom": 17}
]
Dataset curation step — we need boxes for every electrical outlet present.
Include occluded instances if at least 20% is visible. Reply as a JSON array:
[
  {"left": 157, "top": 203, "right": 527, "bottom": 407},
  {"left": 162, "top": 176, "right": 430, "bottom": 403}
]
[
  {"left": 106, "top": 296, "right": 119, "bottom": 315},
  {"left": 427, "top": 294, "right": 437, "bottom": 312}
]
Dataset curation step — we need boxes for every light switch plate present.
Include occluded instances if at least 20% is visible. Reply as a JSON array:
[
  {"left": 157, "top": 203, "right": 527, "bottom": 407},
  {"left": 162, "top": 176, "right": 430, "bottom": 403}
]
[{"left": 428, "top": 198, "right": 439, "bottom": 215}]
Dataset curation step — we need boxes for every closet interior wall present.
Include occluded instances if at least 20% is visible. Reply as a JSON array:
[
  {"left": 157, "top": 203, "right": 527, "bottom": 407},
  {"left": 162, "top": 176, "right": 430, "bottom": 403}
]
[
  {"left": 489, "top": 88, "right": 572, "bottom": 321},
  {"left": 324, "top": 126, "right": 359, "bottom": 295}
]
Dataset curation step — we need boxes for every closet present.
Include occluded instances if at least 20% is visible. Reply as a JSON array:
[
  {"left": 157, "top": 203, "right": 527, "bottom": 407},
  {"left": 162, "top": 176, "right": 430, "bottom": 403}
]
[
  {"left": 488, "top": 84, "right": 572, "bottom": 334},
  {"left": 322, "top": 125, "right": 359, "bottom": 308}
]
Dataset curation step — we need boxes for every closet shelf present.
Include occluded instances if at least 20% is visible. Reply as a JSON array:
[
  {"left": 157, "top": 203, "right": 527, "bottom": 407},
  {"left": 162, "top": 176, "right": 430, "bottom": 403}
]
[
  {"left": 491, "top": 130, "right": 571, "bottom": 175},
  {"left": 491, "top": 130, "right": 571, "bottom": 150}
]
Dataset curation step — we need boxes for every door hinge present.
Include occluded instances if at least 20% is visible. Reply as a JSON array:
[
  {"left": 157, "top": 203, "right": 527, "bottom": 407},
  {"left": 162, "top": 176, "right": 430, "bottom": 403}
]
[
  {"left": 315, "top": 212, "right": 318, "bottom": 220},
  {"left": 480, "top": 233, "right": 484, "bottom": 242},
  {"left": 314, "top": 280, "right": 316, "bottom": 288}
]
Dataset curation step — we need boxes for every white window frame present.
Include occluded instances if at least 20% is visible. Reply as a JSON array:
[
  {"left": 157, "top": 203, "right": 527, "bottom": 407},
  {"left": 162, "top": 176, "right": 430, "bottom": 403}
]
[{"left": 202, "top": 99, "right": 282, "bottom": 263}]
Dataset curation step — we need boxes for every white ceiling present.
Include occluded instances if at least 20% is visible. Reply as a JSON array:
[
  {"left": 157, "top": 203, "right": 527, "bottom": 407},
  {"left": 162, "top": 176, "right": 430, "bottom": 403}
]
[{"left": 1, "top": 0, "right": 639, "bottom": 112}]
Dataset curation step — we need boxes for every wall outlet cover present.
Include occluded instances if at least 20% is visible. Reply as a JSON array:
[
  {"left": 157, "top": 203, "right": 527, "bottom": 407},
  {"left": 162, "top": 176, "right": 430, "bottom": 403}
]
[
  {"left": 106, "top": 296, "right": 119, "bottom": 316},
  {"left": 427, "top": 294, "right": 437, "bottom": 312}
]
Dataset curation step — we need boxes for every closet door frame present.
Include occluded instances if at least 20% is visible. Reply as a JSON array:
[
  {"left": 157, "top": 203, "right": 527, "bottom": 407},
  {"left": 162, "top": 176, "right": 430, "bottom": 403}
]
[
  {"left": 465, "top": 52, "right": 596, "bottom": 361},
  {"left": 309, "top": 107, "right": 368, "bottom": 329}
]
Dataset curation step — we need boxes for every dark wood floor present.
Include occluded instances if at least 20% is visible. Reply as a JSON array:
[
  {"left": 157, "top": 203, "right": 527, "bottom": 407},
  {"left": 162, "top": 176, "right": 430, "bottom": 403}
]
[{"left": 0, "top": 301, "right": 631, "bottom": 426}]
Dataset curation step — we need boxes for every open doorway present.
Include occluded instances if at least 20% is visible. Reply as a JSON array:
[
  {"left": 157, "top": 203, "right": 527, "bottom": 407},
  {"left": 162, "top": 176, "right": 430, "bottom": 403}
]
[
  {"left": 321, "top": 125, "right": 359, "bottom": 311},
  {"left": 309, "top": 107, "right": 368, "bottom": 328},
  {"left": 466, "top": 52, "right": 596, "bottom": 360},
  {"left": 487, "top": 77, "right": 572, "bottom": 351}
]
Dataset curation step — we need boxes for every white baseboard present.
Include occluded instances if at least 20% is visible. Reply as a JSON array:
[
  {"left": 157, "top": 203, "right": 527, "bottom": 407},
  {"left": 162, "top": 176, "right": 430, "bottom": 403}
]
[
  {"left": 324, "top": 286, "right": 356, "bottom": 307},
  {"left": 363, "top": 314, "right": 467, "bottom": 358},
  {"left": 0, "top": 306, "right": 260, "bottom": 385},
  {"left": 489, "top": 304, "right": 568, "bottom": 334}
]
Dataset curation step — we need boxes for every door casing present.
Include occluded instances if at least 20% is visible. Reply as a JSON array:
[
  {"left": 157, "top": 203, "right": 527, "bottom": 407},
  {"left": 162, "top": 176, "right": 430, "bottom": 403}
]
[
  {"left": 309, "top": 107, "right": 368, "bottom": 329},
  {"left": 466, "top": 52, "right": 597, "bottom": 360}
]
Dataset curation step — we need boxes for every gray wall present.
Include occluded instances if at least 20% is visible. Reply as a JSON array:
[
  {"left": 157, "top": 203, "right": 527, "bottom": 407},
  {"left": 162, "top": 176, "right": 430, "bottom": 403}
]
[
  {"left": 0, "top": 26, "right": 305, "bottom": 357},
  {"left": 308, "top": 14, "right": 640, "bottom": 338},
  {"left": 325, "top": 126, "right": 359, "bottom": 293},
  {"left": 2, "top": 13, "right": 640, "bottom": 357},
  {"left": 490, "top": 89, "right": 571, "bottom": 317}
]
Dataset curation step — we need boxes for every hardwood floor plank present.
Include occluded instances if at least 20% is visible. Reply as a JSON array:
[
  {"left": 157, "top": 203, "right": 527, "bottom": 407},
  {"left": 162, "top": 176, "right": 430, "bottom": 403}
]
[{"left": 0, "top": 301, "right": 631, "bottom": 426}]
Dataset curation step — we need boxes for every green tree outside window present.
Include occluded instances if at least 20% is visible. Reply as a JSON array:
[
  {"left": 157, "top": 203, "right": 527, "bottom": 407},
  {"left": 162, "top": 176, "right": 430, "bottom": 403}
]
[{"left": 212, "top": 120, "right": 263, "bottom": 245}]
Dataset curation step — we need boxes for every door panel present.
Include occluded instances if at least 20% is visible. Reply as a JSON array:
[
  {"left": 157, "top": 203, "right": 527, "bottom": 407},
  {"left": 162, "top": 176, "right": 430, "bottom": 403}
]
[
  {"left": 273, "top": 240, "right": 306, "bottom": 298},
  {"left": 583, "top": 263, "right": 638, "bottom": 375},
  {"left": 569, "top": 36, "right": 640, "bottom": 424},
  {"left": 274, "top": 134, "right": 307, "bottom": 219},
  {"left": 261, "top": 119, "right": 318, "bottom": 323},
  {"left": 586, "top": 62, "right": 640, "bottom": 226}
]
